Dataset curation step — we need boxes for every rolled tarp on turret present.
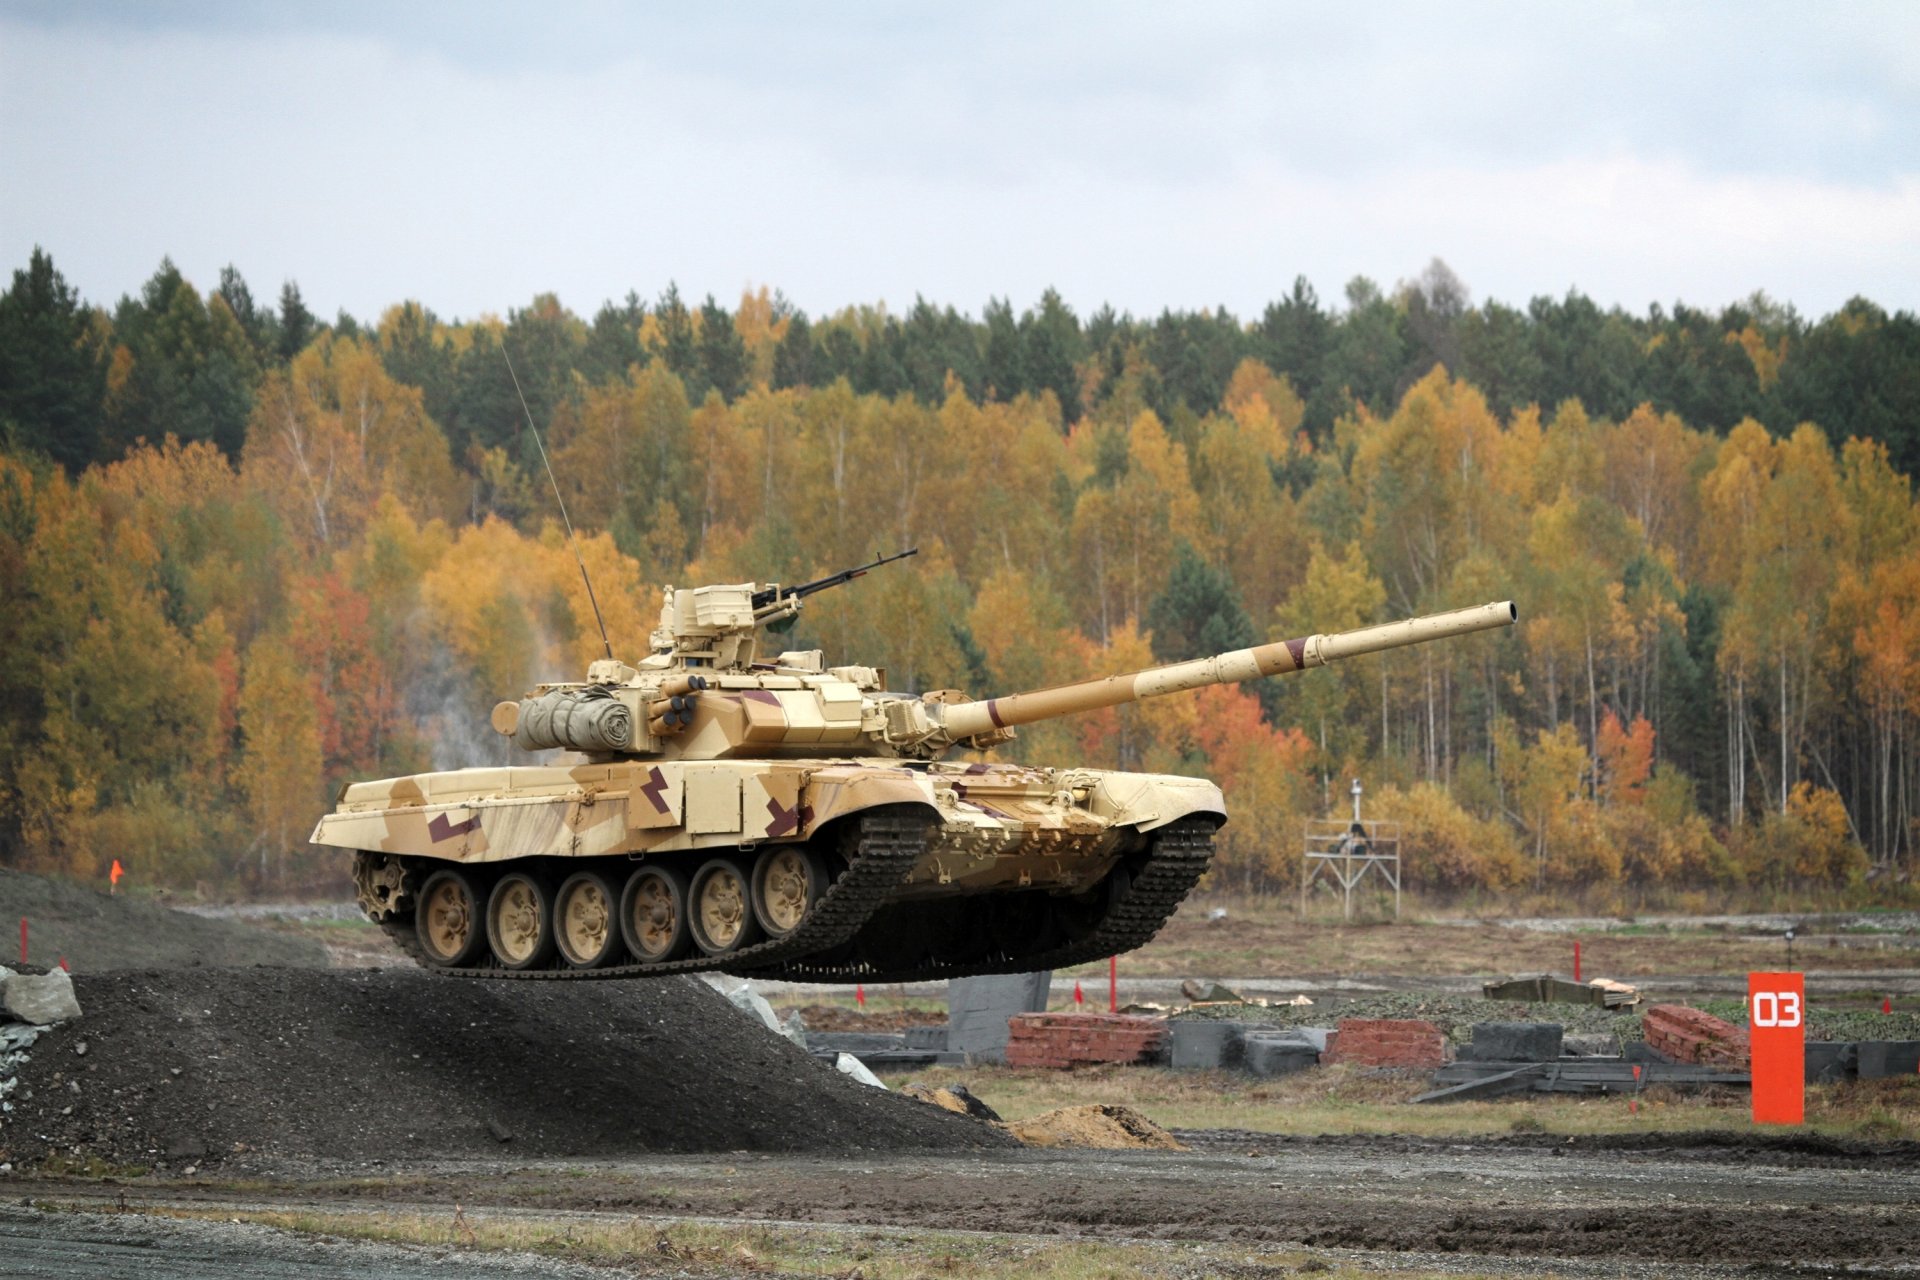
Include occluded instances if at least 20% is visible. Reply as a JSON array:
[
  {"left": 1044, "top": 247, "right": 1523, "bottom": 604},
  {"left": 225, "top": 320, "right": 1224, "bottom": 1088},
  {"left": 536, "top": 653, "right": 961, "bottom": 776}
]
[
  {"left": 513, "top": 687, "right": 635, "bottom": 752},
  {"left": 938, "top": 600, "right": 1517, "bottom": 741}
]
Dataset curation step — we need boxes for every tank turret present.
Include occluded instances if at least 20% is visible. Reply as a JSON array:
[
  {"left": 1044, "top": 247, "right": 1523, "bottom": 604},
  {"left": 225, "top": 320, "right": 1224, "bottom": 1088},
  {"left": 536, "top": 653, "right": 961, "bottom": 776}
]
[
  {"left": 316, "top": 554, "right": 1515, "bottom": 983},
  {"left": 488, "top": 562, "right": 1515, "bottom": 765}
]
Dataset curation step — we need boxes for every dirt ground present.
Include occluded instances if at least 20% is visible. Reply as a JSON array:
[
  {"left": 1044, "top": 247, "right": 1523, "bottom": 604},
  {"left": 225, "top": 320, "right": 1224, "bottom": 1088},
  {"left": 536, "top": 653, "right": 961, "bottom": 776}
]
[
  {"left": 15, "top": 1128, "right": 1920, "bottom": 1276},
  {"left": 1073, "top": 897, "right": 1920, "bottom": 979},
  {"left": 0, "top": 868, "right": 328, "bottom": 972},
  {"left": 7, "top": 866, "right": 1920, "bottom": 1274}
]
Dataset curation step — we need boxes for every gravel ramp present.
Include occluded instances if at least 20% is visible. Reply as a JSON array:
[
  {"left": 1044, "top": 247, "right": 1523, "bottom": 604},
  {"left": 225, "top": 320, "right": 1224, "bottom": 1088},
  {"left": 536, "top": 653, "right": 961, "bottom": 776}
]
[{"left": 1, "top": 967, "right": 1009, "bottom": 1168}]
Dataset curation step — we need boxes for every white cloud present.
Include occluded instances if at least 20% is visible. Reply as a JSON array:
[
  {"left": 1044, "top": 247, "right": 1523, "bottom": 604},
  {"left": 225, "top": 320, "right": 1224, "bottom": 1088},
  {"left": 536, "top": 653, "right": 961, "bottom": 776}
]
[{"left": 2, "top": 7, "right": 1915, "bottom": 321}]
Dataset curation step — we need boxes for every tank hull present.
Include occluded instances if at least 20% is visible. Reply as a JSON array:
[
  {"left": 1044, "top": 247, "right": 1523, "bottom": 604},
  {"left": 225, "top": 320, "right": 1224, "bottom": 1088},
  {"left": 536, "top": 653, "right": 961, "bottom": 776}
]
[
  {"left": 313, "top": 759, "right": 1223, "bottom": 982},
  {"left": 312, "top": 759, "right": 1221, "bottom": 894}
]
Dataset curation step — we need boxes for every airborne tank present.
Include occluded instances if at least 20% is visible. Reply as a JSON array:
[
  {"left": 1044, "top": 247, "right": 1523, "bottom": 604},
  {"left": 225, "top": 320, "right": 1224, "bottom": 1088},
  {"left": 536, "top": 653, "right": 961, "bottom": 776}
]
[{"left": 314, "top": 553, "right": 1516, "bottom": 982}]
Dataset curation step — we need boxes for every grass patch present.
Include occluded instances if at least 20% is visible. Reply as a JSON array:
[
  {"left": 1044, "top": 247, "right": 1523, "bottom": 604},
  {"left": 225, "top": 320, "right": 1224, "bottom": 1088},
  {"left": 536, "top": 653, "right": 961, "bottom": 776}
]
[
  {"left": 34, "top": 1153, "right": 152, "bottom": 1179},
  {"left": 132, "top": 1204, "right": 1431, "bottom": 1278}
]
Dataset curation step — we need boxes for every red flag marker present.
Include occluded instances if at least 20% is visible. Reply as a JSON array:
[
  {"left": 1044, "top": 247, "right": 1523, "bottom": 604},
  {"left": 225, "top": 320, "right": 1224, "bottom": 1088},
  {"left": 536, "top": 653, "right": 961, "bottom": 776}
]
[
  {"left": 1108, "top": 955, "right": 1118, "bottom": 1013},
  {"left": 1573, "top": 940, "right": 1582, "bottom": 984},
  {"left": 109, "top": 859, "right": 124, "bottom": 894},
  {"left": 1630, "top": 1063, "right": 1642, "bottom": 1115},
  {"left": 1884, "top": 996, "right": 1894, "bottom": 1015},
  {"left": 57, "top": 956, "right": 68, "bottom": 972},
  {"left": 1073, "top": 980, "right": 1084, "bottom": 1008},
  {"left": 854, "top": 983, "right": 866, "bottom": 1010}
]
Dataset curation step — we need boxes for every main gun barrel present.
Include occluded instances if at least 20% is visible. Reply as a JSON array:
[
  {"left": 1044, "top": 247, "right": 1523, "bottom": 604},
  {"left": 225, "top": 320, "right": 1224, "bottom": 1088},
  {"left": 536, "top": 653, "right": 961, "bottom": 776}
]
[{"left": 938, "top": 600, "right": 1517, "bottom": 741}]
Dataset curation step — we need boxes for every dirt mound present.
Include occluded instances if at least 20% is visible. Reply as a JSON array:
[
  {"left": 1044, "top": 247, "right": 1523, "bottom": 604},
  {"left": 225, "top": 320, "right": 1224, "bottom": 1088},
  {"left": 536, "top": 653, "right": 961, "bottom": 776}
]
[
  {"left": 1009, "top": 1103, "right": 1184, "bottom": 1150},
  {"left": 0, "top": 967, "right": 1009, "bottom": 1169},
  {"left": 898, "top": 1082, "right": 1001, "bottom": 1122},
  {"left": 0, "top": 869, "right": 326, "bottom": 972}
]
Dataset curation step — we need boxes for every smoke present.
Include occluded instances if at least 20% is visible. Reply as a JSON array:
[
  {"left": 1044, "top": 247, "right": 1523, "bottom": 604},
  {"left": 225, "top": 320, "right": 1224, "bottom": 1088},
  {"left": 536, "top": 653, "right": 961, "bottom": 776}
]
[{"left": 403, "top": 611, "right": 569, "bottom": 773}]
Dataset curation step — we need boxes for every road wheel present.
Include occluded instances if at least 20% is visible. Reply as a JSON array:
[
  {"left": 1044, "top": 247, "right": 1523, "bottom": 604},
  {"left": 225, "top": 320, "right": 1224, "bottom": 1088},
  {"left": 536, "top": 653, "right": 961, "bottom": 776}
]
[
  {"left": 486, "top": 870, "right": 558, "bottom": 971},
  {"left": 688, "top": 857, "right": 763, "bottom": 956},
  {"left": 554, "top": 870, "right": 624, "bottom": 969},
  {"left": 415, "top": 867, "right": 487, "bottom": 968},
  {"left": 621, "top": 864, "right": 692, "bottom": 965},
  {"left": 751, "top": 845, "right": 830, "bottom": 940}
]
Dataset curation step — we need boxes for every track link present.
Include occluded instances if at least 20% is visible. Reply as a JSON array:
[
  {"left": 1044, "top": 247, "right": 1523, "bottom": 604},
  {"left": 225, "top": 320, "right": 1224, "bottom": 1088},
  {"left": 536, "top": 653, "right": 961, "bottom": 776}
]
[
  {"left": 374, "top": 806, "right": 931, "bottom": 981},
  {"left": 749, "top": 816, "right": 1217, "bottom": 984}
]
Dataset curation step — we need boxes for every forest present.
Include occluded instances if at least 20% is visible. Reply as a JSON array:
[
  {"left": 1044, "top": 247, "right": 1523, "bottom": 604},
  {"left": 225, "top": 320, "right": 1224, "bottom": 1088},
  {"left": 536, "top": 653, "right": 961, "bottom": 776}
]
[{"left": 1, "top": 247, "right": 1916, "bottom": 905}]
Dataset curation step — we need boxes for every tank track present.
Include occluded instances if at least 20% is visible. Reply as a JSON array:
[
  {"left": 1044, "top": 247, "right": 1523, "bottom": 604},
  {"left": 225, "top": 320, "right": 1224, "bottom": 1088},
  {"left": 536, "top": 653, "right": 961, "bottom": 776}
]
[
  {"left": 746, "top": 816, "right": 1217, "bottom": 984},
  {"left": 373, "top": 806, "right": 932, "bottom": 981}
]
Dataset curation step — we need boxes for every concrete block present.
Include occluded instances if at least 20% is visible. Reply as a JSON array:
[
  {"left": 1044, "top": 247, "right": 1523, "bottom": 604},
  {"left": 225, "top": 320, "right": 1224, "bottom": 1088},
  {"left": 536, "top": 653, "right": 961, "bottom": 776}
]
[
  {"left": 904, "top": 1026, "right": 949, "bottom": 1052},
  {"left": 808, "top": 1032, "right": 909, "bottom": 1054},
  {"left": 2, "top": 969, "right": 80, "bottom": 1025},
  {"left": 1562, "top": 1032, "right": 1621, "bottom": 1057},
  {"left": 1624, "top": 1040, "right": 1674, "bottom": 1065},
  {"left": 946, "top": 972, "right": 1051, "bottom": 1064},
  {"left": 1168, "top": 1019, "right": 1247, "bottom": 1070},
  {"left": 1805, "top": 1041, "right": 1856, "bottom": 1083},
  {"left": 1856, "top": 1041, "right": 1920, "bottom": 1080},
  {"left": 1467, "top": 1022, "right": 1563, "bottom": 1063},
  {"left": 1241, "top": 1033, "right": 1320, "bottom": 1077},
  {"left": 1282, "top": 1026, "right": 1333, "bottom": 1054}
]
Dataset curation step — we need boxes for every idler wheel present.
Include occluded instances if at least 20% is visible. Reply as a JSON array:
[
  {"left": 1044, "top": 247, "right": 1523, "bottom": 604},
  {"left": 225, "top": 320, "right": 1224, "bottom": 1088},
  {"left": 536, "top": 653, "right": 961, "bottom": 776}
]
[
  {"left": 751, "top": 845, "right": 830, "bottom": 940},
  {"left": 486, "top": 870, "right": 558, "bottom": 971},
  {"left": 415, "top": 867, "right": 487, "bottom": 968},
  {"left": 555, "top": 870, "right": 624, "bottom": 969},
  {"left": 620, "top": 864, "right": 693, "bottom": 965},
  {"left": 688, "top": 857, "right": 763, "bottom": 956}
]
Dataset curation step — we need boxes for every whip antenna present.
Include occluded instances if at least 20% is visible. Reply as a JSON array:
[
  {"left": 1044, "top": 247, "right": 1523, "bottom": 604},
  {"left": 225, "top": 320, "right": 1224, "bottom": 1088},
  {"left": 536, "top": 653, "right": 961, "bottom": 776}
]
[{"left": 501, "top": 342, "right": 614, "bottom": 661}]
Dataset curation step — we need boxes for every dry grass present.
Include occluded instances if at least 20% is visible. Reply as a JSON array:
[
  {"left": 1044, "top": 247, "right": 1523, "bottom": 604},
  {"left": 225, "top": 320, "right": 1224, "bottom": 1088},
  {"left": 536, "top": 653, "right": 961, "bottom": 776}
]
[
  {"left": 129, "top": 1204, "right": 1446, "bottom": 1279},
  {"left": 887, "top": 1062, "right": 1920, "bottom": 1142},
  {"left": 1060, "top": 897, "right": 1920, "bottom": 980}
]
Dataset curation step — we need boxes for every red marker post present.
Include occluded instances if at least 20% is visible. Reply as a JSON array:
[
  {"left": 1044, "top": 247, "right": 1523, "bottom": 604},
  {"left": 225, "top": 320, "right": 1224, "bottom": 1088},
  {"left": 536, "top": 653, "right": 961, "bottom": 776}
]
[
  {"left": 1748, "top": 971, "right": 1806, "bottom": 1126},
  {"left": 1108, "top": 955, "right": 1118, "bottom": 1013},
  {"left": 1573, "top": 939, "right": 1582, "bottom": 984}
]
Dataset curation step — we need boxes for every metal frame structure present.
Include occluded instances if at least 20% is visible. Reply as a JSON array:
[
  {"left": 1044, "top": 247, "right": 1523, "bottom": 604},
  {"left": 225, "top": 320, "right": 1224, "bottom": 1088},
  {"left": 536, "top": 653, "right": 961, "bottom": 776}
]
[{"left": 1300, "top": 779, "right": 1401, "bottom": 921}]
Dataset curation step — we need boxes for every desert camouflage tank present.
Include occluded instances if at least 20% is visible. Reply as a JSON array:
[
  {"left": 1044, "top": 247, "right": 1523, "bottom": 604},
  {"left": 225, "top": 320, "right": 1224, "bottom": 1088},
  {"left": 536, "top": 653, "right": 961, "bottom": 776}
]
[{"left": 315, "top": 551, "right": 1515, "bottom": 982}]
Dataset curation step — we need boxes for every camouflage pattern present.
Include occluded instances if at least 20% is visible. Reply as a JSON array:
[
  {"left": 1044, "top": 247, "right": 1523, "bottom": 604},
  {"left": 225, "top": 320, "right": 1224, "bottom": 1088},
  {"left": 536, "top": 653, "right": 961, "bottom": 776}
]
[{"left": 312, "top": 570, "right": 1514, "bottom": 978}]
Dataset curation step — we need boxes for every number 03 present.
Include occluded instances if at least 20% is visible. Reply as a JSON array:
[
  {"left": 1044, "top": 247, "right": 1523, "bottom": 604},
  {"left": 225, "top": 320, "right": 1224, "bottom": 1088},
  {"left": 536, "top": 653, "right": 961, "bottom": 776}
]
[{"left": 1752, "top": 990, "right": 1802, "bottom": 1028}]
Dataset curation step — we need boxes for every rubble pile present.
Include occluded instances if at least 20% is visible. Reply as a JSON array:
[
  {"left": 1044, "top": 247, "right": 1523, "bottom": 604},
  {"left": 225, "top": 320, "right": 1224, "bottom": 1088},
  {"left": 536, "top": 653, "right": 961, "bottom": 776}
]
[{"left": 0, "top": 966, "right": 83, "bottom": 1169}]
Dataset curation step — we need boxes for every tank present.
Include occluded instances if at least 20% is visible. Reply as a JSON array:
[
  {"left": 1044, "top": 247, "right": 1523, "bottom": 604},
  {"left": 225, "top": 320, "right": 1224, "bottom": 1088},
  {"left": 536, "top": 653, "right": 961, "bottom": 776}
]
[{"left": 314, "top": 551, "right": 1516, "bottom": 982}]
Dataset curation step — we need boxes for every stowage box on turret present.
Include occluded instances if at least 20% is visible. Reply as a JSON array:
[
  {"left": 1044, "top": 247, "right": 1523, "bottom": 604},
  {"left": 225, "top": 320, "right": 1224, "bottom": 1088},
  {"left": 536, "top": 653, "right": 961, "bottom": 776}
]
[{"left": 313, "top": 551, "right": 1515, "bottom": 982}]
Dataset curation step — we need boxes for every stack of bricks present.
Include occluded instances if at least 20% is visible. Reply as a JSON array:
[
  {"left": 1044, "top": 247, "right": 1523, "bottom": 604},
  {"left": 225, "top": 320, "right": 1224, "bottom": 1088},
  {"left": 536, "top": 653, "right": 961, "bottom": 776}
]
[
  {"left": 1004, "top": 1012, "right": 1167, "bottom": 1069},
  {"left": 1643, "top": 1004, "right": 1750, "bottom": 1069},
  {"left": 1320, "top": 1018, "right": 1448, "bottom": 1069}
]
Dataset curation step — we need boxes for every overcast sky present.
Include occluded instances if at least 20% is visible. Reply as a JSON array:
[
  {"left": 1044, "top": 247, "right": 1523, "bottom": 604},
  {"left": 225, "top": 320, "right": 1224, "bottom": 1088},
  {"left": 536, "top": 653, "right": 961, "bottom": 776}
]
[{"left": 3, "top": 2, "right": 1916, "bottom": 324}]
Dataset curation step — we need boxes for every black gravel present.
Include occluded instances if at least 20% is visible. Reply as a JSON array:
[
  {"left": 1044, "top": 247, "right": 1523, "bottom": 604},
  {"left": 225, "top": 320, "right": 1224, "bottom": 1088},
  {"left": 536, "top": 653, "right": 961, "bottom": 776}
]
[{"left": 0, "top": 968, "right": 1010, "bottom": 1168}]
